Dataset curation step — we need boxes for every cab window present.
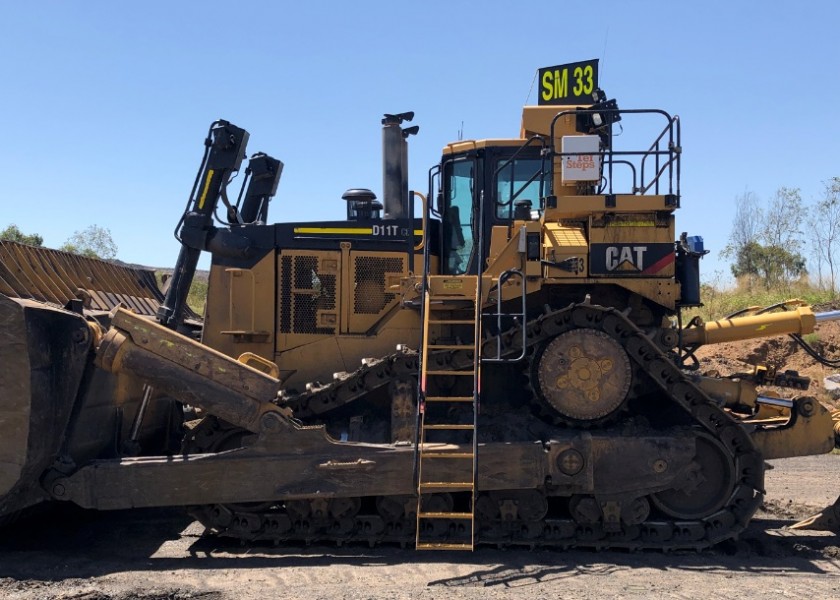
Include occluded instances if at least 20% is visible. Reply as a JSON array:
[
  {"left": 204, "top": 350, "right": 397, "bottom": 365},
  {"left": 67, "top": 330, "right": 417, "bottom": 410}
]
[
  {"left": 442, "top": 160, "right": 474, "bottom": 275},
  {"left": 495, "top": 158, "right": 542, "bottom": 219}
]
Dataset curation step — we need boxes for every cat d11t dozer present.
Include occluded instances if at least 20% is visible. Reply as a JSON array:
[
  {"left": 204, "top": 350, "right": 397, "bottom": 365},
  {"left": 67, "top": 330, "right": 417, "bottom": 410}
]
[{"left": 2, "top": 59, "right": 839, "bottom": 549}]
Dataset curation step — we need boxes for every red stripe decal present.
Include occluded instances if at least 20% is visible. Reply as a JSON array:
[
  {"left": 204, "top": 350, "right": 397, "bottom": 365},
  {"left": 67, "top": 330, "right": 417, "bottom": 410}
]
[{"left": 642, "top": 252, "right": 675, "bottom": 274}]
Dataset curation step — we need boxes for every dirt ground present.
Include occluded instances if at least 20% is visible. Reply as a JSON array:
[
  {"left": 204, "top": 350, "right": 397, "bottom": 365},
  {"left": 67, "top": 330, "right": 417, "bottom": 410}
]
[
  {"left": 1, "top": 454, "right": 839, "bottom": 600},
  {"left": 2, "top": 320, "right": 840, "bottom": 599}
]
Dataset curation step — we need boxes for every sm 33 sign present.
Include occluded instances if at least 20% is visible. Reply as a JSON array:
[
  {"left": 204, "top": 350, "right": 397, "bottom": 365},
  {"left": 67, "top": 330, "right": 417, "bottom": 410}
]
[{"left": 590, "top": 243, "right": 675, "bottom": 275}]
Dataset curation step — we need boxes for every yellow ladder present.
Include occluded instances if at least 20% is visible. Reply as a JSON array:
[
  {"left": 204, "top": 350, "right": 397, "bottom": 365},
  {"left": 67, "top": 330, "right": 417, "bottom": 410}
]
[{"left": 415, "top": 275, "right": 480, "bottom": 551}]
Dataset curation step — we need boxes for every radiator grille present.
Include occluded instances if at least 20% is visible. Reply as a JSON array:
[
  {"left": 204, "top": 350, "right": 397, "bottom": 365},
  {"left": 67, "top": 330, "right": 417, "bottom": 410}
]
[
  {"left": 353, "top": 256, "right": 404, "bottom": 315},
  {"left": 279, "top": 255, "right": 292, "bottom": 333},
  {"left": 279, "top": 254, "right": 337, "bottom": 335}
]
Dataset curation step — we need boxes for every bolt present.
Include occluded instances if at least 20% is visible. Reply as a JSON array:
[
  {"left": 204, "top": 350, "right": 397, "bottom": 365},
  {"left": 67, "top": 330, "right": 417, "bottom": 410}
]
[
  {"left": 52, "top": 483, "right": 66, "bottom": 497},
  {"left": 652, "top": 459, "right": 668, "bottom": 473},
  {"left": 797, "top": 399, "right": 816, "bottom": 418},
  {"left": 261, "top": 412, "right": 284, "bottom": 432},
  {"left": 557, "top": 448, "right": 584, "bottom": 476}
]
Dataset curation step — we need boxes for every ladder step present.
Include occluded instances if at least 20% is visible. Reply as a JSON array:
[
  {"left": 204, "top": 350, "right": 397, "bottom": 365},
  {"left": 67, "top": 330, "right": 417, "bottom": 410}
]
[
  {"left": 416, "top": 542, "right": 474, "bottom": 551},
  {"left": 429, "top": 299, "right": 475, "bottom": 305},
  {"left": 427, "top": 344, "right": 474, "bottom": 350},
  {"left": 420, "top": 452, "right": 474, "bottom": 459},
  {"left": 423, "top": 424, "right": 474, "bottom": 430},
  {"left": 427, "top": 319, "right": 476, "bottom": 325},
  {"left": 425, "top": 370, "right": 473, "bottom": 376},
  {"left": 418, "top": 481, "right": 474, "bottom": 490},
  {"left": 417, "top": 511, "right": 474, "bottom": 520},
  {"left": 425, "top": 396, "right": 474, "bottom": 402}
]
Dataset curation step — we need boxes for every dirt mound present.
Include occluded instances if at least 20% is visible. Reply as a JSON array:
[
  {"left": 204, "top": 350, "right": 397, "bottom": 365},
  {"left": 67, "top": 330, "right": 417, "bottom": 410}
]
[
  {"left": 694, "top": 318, "right": 840, "bottom": 410},
  {"left": 758, "top": 498, "right": 823, "bottom": 521}
]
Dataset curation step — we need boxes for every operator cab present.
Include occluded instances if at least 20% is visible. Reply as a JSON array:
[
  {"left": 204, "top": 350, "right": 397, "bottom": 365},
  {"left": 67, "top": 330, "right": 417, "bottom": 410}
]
[{"left": 437, "top": 141, "right": 545, "bottom": 275}]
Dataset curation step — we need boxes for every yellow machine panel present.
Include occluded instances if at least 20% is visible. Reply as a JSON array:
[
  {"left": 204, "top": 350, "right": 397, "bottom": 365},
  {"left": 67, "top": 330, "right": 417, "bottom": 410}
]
[
  {"left": 588, "top": 213, "right": 676, "bottom": 278},
  {"left": 203, "top": 252, "right": 276, "bottom": 360},
  {"left": 543, "top": 223, "right": 587, "bottom": 278}
]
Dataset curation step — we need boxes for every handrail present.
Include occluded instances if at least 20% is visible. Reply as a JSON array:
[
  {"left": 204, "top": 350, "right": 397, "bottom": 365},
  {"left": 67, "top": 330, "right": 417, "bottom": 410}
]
[
  {"left": 490, "top": 136, "right": 547, "bottom": 242},
  {"left": 492, "top": 136, "right": 547, "bottom": 218},
  {"left": 411, "top": 191, "right": 427, "bottom": 252},
  {"left": 482, "top": 268, "right": 526, "bottom": 363},
  {"left": 407, "top": 190, "right": 426, "bottom": 276},
  {"left": 547, "top": 107, "right": 680, "bottom": 199},
  {"left": 639, "top": 115, "right": 681, "bottom": 196},
  {"left": 472, "top": 189, "right": 484, "bottom": 484}
]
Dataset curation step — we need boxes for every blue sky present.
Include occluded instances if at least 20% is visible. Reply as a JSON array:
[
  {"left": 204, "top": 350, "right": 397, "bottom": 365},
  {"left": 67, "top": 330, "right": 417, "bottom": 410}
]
[{"left": 1, "top": 1, "right": 838, "bottom": 280}]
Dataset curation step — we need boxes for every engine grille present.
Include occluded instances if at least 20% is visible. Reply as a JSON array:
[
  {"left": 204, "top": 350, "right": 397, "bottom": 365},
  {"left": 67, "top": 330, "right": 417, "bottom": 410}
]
[
  {"left": 279, "top": 254, "right": 337, "bottom": 335},
  {"left": 353, "top": 256, "right": 404, "bottom": 315}
]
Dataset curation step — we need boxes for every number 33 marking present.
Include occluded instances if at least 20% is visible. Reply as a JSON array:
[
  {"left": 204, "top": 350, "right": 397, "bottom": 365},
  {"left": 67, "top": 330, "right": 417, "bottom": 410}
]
[{"left": 573, "top": 65, "right": 594, "bottom": 96}]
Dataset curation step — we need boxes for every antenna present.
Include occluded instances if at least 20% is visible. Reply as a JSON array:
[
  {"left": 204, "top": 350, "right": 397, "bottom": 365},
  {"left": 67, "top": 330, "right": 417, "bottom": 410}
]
[
  {"left": 458, "top": 121, "right": 464, "bottom": 141},
  {"left": 525, "top": 68, "right": 538, "bottom": 105}
]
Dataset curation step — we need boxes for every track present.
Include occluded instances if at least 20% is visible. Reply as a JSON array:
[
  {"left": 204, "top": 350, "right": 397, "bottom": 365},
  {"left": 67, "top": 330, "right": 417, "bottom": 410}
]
[{"left": 188, "top": 302, "right": 766, "bottom": 550}]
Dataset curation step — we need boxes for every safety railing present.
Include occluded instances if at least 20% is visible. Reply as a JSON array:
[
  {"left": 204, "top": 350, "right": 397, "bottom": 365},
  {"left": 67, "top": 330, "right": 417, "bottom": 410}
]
[{"left": 547, "top": 108, "right": 681, "bottom": 201}]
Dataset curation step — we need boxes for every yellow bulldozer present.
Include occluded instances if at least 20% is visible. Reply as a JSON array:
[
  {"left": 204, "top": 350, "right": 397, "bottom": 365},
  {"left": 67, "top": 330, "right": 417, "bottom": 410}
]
[{"left": 1, "top": 59, "right": 838, "bottom": 550}]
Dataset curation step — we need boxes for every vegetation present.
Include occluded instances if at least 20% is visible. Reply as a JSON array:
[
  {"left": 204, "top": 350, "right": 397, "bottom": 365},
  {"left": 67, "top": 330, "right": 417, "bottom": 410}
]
[
  {"left": 2, "top": 223, "right": 118, "bottom": 260},
  {"left": 187, "top": 279, "right": 209, "bottom": 315},
  {"left": 691, "top": 179, "right": 838, "bottom": 324},
  {"left": 809, "top": 178, "right": 840, "bottom": 293},
  {"left": 60, "top": 225, "right": 118, "bottom": 260},
  {"left": 691, "top": 276, "right": 836, "bottom": 322},
  {"left": 722, "top": 180, "right": 840, "bottom": 296},
  {"left": 154, "top": 271, "right": 209, "bottom": 316},
  {"left": 722, "top": 188, "right": 807, "bottom": 290},
  {"left": 0, "top": 224, "right": 43, "bottom": 246}
]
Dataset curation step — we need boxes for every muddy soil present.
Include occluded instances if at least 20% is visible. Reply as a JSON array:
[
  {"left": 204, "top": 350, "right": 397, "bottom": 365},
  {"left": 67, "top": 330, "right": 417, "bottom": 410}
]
[{"left": 0, "top": 454, "right": 838, "bottom": 600}]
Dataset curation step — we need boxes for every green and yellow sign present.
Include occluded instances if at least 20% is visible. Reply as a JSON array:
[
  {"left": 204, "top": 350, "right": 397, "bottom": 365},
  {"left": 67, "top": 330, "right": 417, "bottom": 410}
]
[{"left": 538, "top": 59, "right": 599, "bottom": 105}]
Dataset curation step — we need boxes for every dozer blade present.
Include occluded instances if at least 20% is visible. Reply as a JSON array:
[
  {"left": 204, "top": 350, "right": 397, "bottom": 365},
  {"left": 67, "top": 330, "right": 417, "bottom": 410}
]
[
  {"left": 0, "top": 294, "right": 32, "bottom": 507},
  {"left": 791, "top": 496, "right": 840, "bottom": 532},
  {"left": 0, "top": 240, "right": 165, "bottom": 318},
  {"left": 0, "top": 293, "right": 93, "bottom": 520},
  {"left": 1, "top": 243, "right": 196, "bottom": 523}
]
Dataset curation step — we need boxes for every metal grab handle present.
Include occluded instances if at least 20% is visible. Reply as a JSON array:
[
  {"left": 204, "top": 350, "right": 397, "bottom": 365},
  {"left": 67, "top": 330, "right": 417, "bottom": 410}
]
[
  {"left": 482, "top": 269, "right": 527, "bottom": 363},
  {"left": 410, "top": 190, "right": 427, "bottom": 252}
]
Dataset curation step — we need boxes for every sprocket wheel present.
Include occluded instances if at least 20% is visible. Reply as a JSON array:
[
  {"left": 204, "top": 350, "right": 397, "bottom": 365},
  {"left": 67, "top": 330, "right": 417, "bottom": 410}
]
[{"left": 531, "top": 328, "right": 632, "bottom": 426}]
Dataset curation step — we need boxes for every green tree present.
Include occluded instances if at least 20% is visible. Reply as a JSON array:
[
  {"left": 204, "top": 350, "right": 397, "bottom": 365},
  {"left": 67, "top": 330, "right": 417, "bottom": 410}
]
[
  {"left": 722, "top": 191, "right": 762, "bottom": 289},
  {"left": 0, "top": 224, "right": 43, "bottom": 246},
  {"left": 757, "top": 244, "right": 805, "bottom": 287},
  {"left": 60, "top": 225, "right": 118, "bottom": 260},
  {"left": 724, "top": 188, "right": 807, "bottom": 289}
]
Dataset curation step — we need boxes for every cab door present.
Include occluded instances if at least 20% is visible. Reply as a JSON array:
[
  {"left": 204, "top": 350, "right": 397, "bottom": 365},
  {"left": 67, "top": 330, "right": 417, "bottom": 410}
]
[{"left": 440, "top": 156, "right": 478, "bottom": 275}]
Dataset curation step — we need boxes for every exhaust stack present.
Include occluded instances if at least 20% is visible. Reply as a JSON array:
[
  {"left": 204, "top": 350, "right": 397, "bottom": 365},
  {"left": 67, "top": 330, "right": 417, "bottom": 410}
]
[{"left": 381, "top": 112, "right": 418, "bottom": 219}]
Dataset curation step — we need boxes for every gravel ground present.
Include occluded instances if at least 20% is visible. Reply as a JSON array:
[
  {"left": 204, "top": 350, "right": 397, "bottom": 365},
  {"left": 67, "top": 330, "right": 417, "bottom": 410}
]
[{"left": 1, "top": 455, "right": 838, "bottom": 600}]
